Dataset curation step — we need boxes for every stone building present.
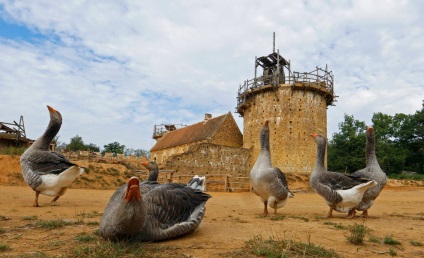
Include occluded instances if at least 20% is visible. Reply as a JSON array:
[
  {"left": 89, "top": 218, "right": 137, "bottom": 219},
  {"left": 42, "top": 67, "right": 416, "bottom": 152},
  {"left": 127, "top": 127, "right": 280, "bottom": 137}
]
[
  {"left": 236, "top": 41, "right": 336, "bottom": 174},
  {"left": 150, "top": 112, "right": 250, "bottom": 177}
]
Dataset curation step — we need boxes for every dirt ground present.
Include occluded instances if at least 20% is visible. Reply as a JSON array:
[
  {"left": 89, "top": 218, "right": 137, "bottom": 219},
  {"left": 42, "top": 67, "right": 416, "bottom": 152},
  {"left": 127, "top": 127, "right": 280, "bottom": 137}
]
[{"left": 0, "top": 155, "right": 423, "bottom": 257}]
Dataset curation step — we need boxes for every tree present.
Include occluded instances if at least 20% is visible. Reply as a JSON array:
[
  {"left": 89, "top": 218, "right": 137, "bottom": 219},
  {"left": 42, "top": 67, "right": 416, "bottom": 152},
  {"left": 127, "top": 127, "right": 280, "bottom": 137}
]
[
  {"left": 67, "top": 135, "right": 86, "bottom": 152},
  {"left": 328, "top": 114, "right": 366, "bottom": 173},
  {"left": 86, "top": 143, "right": 100, "bottom": 152},
  {"left": 103, "top": 142, "right": 126, "bottom": 155}
]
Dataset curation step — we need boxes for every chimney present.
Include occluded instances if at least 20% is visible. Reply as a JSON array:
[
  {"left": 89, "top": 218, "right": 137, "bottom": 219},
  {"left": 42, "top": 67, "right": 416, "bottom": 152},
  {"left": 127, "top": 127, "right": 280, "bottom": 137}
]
[{"left": 204, "top": 113, "right": 212, "bottom": 122}]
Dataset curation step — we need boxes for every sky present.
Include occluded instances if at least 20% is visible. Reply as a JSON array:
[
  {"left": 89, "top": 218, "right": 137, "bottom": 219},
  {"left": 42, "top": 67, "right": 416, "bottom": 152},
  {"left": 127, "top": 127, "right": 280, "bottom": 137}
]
[{"left": 1, "top": 0, "right": 423, "bottom": 151}]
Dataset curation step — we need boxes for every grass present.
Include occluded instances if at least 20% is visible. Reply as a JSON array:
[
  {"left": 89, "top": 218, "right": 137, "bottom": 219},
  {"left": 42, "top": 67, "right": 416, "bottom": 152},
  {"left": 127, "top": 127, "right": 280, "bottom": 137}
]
[
  {"left": 71, "top": 241, "right": 147, "bottom": 257},
  {"left": 0, "top": 147, "right": 27, "bottom": 155},
  {"left": 323, "top": 222, "right": 347, "bottom": 230},
  {"left": 270, "top": 215, "right": 286, "bottom": 221},
  {"left": 410, "top": 240, "right": 423, "bottom": 246},
  {"left": 290, "top": 215, "right": 309, "bottom": 222},
  {"left": 35, "top": 219, "right": 83, "bottom": 230},
  {"left": 368, "top": 236, "right": 381, "bottom": 243},
  {"left": 76, "top": 210, "right": 102, "bottom": 218},
  {"left": 347, "top": 222, "right": 367, "bottom": 245},
  {"left": 246, "top": 234, "right": 339, "bottom": 257},
  {"left": 21, "top": 215, "right": 38, "bottom": 221},
  {"left": 389, "top": 248, "right": 397, "bottom": 256},
  {"left": 384, "top": 236, "right": 401, "bottom": 245},
  {"left": 388, "top": 173, "right": 424, "bottom": 181},
  {"left": 0, "top": 243, "right": 11, "bottom": 252},
  {"left": 0, "top": 228, "right": 5, "bottom": 234},
  {"left": 75, "top": 232, "right": 96, "bottom": 243}
]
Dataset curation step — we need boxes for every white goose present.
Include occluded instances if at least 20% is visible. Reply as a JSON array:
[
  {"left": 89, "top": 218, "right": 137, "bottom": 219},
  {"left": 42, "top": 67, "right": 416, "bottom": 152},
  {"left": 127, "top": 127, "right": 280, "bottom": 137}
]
[
  {"left": 250, "top": 121, "right": 293, "bottom": 216},
  {"left": 310, "top": 134, "right": 377, "bottom": 218},
  {"left": 20, "top": 106, "right": 85, "bottom": 207},
  {"left": 99, "top": 176, "right": 211, "bottom": 242},
  {"left": 349, "top": 127, "right": 387, "bottom": 218}
]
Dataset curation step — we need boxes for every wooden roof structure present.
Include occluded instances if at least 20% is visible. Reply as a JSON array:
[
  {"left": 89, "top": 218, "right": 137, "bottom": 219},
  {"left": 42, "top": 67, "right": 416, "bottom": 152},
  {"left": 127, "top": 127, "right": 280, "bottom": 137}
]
[{"left": 151, "top": 112, "right": 232, "bottom": 151}]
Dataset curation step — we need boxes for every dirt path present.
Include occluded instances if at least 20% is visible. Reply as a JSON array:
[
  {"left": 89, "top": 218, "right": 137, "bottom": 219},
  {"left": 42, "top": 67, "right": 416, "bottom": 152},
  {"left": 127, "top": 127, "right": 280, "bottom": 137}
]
[{"left": 0, "top": 186, "right": 423, "bottom": 257}]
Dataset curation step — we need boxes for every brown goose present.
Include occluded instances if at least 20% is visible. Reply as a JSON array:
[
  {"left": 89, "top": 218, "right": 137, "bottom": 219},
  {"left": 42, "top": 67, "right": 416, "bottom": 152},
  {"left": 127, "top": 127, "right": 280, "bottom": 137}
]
[
  {"left": 250, "top": 121, "right": 293, "bottom": 216},
  {"left": 349, "top": 127, "right": 387, "bottom": 218},
  {"left": 310, "top": 134, "right": 377, "bottom": 218},
  {"left": 99, "top": 176, "right": 211, "bottom": 242},
  {"left": 20, "top": 106, "right": 85, "bottom": 207}
]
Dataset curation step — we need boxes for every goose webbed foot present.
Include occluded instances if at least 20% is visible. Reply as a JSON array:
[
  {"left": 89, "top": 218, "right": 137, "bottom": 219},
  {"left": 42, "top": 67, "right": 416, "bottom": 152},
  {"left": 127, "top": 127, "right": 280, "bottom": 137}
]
[
  {"left": 346, "top": 209, "right": 356, "bottom": 219},
  {"left": 33, "top": 191, "right": 40, "bottom": 207},
  {"left": 51, "top": 196, "right": 60, "bottom": 203},
  {"left": 263, "top": 201, "right": 269, "bottom": 216},
  {"left": 327, "top": 207, "right": 334, "bottom": 218},
  {"left": 361, "top": 210, "right": 369, "bottom": 218}
]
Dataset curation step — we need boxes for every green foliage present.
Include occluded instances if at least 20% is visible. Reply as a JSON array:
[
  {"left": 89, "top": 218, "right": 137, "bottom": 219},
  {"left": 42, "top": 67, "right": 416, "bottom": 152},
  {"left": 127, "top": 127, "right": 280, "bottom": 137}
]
[
  {"left": 389, "top": 248, "right": 397, "bottom": 256},
  {"left": 384, "top": 236, "right": 401, "bottom": 245},
  {"left": 67, "top": 135, "right": 86, "bottom": 152},
  {"left": 0, "top": 147, "right": 26, "bottom": 155},
  {"left": 328, "top": 114, "right": 366, "bottom": 173},
  {"left": 410, "top": 240, "right": 423, "bottom": 246},
  {"left": 347, "top": 222, "right": 367, "bottom": 245},
  {"left": 103, "top": 141, "right": 126, "bottom": 155},
  {"left": 328, "top": 101, "right": 424, "bottom": 174},
  {"left": 86, "top": 143, "right": 100, "bottom": 152},
  {"left": 0, "top": 243, "right": 11, "bottom": 252}
]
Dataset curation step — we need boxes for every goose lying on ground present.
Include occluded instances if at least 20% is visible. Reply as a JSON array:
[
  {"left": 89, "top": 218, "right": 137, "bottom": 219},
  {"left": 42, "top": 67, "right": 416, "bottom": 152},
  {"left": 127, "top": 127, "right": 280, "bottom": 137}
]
[
  {"left": 187, "top": 175, "right": 206, "bottom": 191},
  {"left": 310, "top": 134, "right": 377, "bottom": 218},
  {"left": 20, "top": 105, "right": 85, "bottom": 207},
  {"left": 99, "top": 176, "right": 211, "bottom": 242},
  {"left": 349, "top": 127, "right": 387, "bottom": 218},
  {"left": 250, "top": 121, "right": 293, "bottom": 216}
]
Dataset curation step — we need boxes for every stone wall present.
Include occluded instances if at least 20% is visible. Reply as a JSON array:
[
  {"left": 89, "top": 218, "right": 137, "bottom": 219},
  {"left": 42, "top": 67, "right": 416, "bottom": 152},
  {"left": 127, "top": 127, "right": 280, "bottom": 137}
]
[
  {"left": 164, "top": 143, "right": 252, "bottom": 177},
  {"left": 150, "top": 140, "right": 206, "bottom": 166},
  {"left": 242, "top": 83, "right": 328, "bottom": 174},
  {"left": 210, "top": 113, "right": 243, "bottom": 148}
]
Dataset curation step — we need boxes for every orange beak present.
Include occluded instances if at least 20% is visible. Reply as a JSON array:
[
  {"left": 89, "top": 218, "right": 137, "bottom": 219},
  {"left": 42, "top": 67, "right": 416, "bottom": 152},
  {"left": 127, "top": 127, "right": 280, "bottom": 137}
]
[
  {"left": 310, "top": 133, "right": 318, "bottom": 138},
  {"left": 47, "top": 105, "right": 56, "bottom": 113},
  {"left": 141, "top": 161, "right": 149, "bottom": 166},
  {"left": 264, "top": 121, "right": 269, "bottom": 126},
  {"left": 124, "top": 177, "right": 141, "bottom": 203},
  {"left": 367, "top": 127, "right": 373, "bottom": 133}
]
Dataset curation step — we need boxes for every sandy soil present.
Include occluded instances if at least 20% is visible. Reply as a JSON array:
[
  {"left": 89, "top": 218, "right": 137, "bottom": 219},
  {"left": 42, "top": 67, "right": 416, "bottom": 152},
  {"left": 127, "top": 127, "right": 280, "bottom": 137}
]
[
  {"left": 0, "top": 186, "right": 423, "bottom": 257},
  {"left": 0, "top": 155, "right": 423, "bottom": 257}
]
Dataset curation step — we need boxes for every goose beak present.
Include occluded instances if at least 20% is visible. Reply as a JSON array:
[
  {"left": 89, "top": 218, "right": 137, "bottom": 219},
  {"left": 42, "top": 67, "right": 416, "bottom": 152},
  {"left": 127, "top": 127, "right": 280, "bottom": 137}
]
[
  {"left": 310, "top": 133, "right": 318, "bottom": 138},
  {"left": 47, "top": 105, "right": 56, "bottom": 113},
  {"left": 124, "top": 177, "right": 141, "bottom": 203},
  {"left": 367, "top": 127, "right": 373, "bottom": 132},
  {"left": 141, "top": 161, "right": 148, "bottom": 166},
  {"left": 264, "top": 121, "right": 269, "bottom": 126}
]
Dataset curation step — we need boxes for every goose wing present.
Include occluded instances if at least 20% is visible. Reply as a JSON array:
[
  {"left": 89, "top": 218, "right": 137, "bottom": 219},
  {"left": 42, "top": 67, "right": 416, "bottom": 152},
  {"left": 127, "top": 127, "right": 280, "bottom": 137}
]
[
  {"left": 319, "top": 172, "right": 369, "bottom": 191},
  {"left": 141, "top": 183, "right": 210, "bottom": 240},
  {"left": 273, "top": 167, "right": 293, "bottom": 197},
  {"left": 23, "top": 151, "right": 76, "bottom": 175}
]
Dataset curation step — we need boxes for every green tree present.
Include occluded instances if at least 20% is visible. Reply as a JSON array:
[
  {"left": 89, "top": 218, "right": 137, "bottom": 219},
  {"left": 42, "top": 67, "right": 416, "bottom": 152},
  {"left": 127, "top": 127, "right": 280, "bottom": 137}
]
[
  {"left": 328, "top": 114, "right": 367, "bottom": 173},
  {"left": 67, "top": 135, "right": 86, "bottom": 152},
  {"left": 86, "top": 143, "right": 100, "bottom": 152},
  {"left": 103, "top": 142, "right": 126, "bottom": 155}
]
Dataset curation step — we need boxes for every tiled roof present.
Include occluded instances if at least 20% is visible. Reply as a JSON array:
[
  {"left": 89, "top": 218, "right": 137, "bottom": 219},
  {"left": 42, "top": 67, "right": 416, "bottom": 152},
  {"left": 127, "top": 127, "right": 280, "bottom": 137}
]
[{"left": 150, "top": 113, "right": 229, "bottom": 151}]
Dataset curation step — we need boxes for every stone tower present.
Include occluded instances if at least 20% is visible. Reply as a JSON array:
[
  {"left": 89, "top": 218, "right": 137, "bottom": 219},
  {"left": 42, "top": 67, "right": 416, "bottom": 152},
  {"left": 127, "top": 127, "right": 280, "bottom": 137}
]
[{"left": 236, "top": 37, "right": 336, "bottom": 174}]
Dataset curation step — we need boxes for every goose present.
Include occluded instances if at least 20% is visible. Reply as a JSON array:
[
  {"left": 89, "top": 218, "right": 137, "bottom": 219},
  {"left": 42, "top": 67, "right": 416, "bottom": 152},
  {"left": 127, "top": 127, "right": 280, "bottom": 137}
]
[
  {"left": 349, "top": 127, "right": 387, "bottom": 218},
  {"left": 310, "top": 134, "right": 377, "bottom": 218},
  {"left": 20, "top": 105, "right": 85, "bottom": 207},
  {"left": 250, "top": 121, "right": 293, "bottom": 216},
  {"left": 141, "top": 161, "right": 159, "bottom": 181},
  {"left": 187, "top": 175, "right": 206, "bottom": 191},
  {"left": 99, "top": 176, "right": 211, "bottom": 242}
]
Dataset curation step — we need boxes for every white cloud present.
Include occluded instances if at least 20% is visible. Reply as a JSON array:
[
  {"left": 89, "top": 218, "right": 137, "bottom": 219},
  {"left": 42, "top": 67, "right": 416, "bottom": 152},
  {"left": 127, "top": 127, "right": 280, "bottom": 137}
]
[{"left": 0, "top": 0, "right": 423, "bottom": 150}]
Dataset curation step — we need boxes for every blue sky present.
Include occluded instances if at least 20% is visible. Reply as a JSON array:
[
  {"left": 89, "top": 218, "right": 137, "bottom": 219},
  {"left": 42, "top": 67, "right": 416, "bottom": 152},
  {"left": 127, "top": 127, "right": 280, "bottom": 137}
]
[{"left": 1, "top": 0, "right": 423, "bottom": 151}]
